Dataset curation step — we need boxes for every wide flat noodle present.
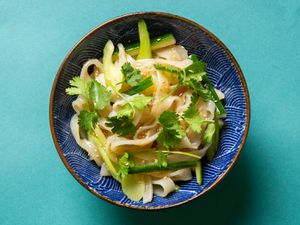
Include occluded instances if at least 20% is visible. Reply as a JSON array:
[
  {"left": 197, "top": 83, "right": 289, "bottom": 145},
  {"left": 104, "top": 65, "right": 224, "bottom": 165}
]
[
  {"left": 134, "top": 58, "right": 193, "bottom": 69},
  {"left": 153, "top": 45, "right": 189, "bottom": 61},
  {"left": 100, "top": 163, "right": 111, "bottom": 176},
  {"left": 109, "top": 133, "right": 159, "bottom": 154},
  {"left": 72, "top": 95, "right": 88, "bottom": 114},
  {"left": 70, "top": 115, "right": 102, "bottom": 166},
  {"left": 169, "top": 168, "right": 192, "bottom": 181},
  {"left": 80, "top": 58, "right": 103, "bottom": 80},
  {"left": 152, "top": 177, "right": 176, "bottom": 197}
]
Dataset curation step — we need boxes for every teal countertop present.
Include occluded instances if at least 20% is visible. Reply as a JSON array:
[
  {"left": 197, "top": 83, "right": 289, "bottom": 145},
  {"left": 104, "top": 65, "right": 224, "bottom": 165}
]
[{"left": 1, "top": 1, "right": 299, "bottom": 224}]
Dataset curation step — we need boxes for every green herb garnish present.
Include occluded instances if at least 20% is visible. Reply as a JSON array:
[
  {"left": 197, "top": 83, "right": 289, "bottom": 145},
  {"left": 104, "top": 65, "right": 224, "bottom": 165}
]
[
  {"left": 78, "top": 110, "right": 99, "bottom": 132},
  {"left": 106, "top": 95, "right": 152, "bottom": 136},
  {"left": 157, "top": 111, "right": 185, "bottom": 148},
  {"left": 106, "top": 116, "right": 136, "bottom": 136},
  {"left": 121, "top": 62, "right": 142, "bottom": 86},
  {"left": 66, "top": 77, "right": 111, "bottom": 111},
  {"left": 66, "top": 76, "right": 90, "bottom": 97},
  {"left": 154, "top": 56, "right": 226, "bottom": 117},
  {"left": 89, "top": 80, "right": 111, "bottom": 111}
]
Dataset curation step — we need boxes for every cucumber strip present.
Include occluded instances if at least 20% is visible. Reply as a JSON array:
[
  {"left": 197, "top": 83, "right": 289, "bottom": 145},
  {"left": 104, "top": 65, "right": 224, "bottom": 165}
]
[
  {"left": 202, "top": 75, "right": 226, "bottom": 117},
  {"left": 195, "top": 161, "right": 202, "bottom": 185},
  {"left": 137, "top": 19, "right": 152, "bottom": 59},
  {"left": 206, "top": 116, "right": 220, "bottom": 161},
  {"left": 128, "top": 160, "right": 198, "bottom": 174},
  {"left": 112, "top": 33, "right": 176, "bottom": 60},
  {"left": 103, "top": 40, "right": 122, "bottom": 91},
  {"left": 124, "top": 76, "right": 153, "bottom": 95}
]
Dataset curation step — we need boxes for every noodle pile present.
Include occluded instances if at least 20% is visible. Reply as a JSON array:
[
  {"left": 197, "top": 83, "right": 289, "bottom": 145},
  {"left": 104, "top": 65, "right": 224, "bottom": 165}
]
[{"left": 66, "top": 20, "right": 225, "bottom": 203}]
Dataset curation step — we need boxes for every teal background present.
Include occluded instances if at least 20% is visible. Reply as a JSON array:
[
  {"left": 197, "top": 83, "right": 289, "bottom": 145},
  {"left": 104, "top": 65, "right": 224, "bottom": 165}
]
[{"left": 1, "top": 0, "right": 299, "bottom": 224}]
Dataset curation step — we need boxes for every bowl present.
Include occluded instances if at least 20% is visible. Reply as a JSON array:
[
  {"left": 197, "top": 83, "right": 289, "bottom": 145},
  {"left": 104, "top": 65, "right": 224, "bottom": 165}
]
[{"left": 49, "top": 12, "right": 250, "bottom": 209}]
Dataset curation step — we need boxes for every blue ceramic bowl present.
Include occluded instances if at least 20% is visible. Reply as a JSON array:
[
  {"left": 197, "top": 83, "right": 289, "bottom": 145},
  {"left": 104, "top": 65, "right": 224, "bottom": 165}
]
[{"left": 49, "top": 12, "right": 250, "bottom": 209}]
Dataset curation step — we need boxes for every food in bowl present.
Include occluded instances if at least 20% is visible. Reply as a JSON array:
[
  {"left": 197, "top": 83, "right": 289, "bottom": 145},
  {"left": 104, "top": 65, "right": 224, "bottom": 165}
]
[{"left": 65, "top": 19, "right": 226, "bottom": 203}]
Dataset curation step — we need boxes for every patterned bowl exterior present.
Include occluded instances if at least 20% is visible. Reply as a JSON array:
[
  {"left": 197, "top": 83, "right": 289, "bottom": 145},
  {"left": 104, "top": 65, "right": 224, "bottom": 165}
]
[{"left": 49, "top": 12, "right": 250, "bottom": 209}]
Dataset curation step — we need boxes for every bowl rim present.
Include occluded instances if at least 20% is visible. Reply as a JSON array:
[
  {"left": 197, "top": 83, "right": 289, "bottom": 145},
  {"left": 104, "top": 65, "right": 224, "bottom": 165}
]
[{"left": 49, "top": 11, "right": 250, "bottom": 210}]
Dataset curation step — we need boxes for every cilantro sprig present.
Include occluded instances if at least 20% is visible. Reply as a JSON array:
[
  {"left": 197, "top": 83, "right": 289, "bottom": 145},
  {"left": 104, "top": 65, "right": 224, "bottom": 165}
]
[
  {"left": 182, "top": 93, "right": 213, "bottom": 133},
  {"left": 66, "top": 76, "right": 90, "bottom": 97},
  {"left": 89, "top": 80, "right": 111, "bottom": 110},
  {"left": 157, "top": 111, "right": 185, "bottom": 148},
  {"left": 78, "top": 110, "right": 99, "bottom": 132},
  {"left": 154, "top": 62, "right": 210, "bottom": 100},
  {"left": 154, "top": 56, "right": 226, "bottom": 117},
  {"left": 106, "top": 116, "right": 136, "bottom": 136},
  {"left": 120, "top": 62, "right": 154, "bottom": 95},
  {"left": 118, "top": 95, "right": 152, "bottom": 118},
  {"left": 183, "top": 103, "right": 203, "bottom": 133},
  {"left": 66, "top": 77, "right": 111, "bottom": 111},
  {"left": 106, "top": 95, "right": 152, "bottom": 136},
  {"left": 121, "top": 62, "right": 142, "bottom": 86}
]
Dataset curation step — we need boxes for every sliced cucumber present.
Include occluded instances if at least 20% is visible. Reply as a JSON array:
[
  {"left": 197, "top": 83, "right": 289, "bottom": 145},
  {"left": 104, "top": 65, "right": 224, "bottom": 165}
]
[
  {"left": 137, "top": 19, "right": 152, "bottom": 59},
  {"left": 195, "top": 161, "right": 202, "bottom": 185},
  {"left": 150, "top": 33, "right": 176, "bottom": 50},
  {"left": 206, "top": 116, "right": 220, "bottom": 162},
  {"left": 112, "top": 33, "right": 176, "bottom": 60}
]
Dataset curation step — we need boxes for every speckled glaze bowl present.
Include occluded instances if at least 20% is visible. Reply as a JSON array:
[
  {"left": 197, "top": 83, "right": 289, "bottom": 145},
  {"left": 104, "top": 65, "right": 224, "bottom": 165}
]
[{"left": 49, "top": 12, "right": 250, "bottom": 210}]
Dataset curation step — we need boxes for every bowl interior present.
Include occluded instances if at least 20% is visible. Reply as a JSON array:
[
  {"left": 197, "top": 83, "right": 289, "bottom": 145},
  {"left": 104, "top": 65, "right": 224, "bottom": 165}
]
[{"left": 50, "top": 12, "right": 249, "bottom": 209}]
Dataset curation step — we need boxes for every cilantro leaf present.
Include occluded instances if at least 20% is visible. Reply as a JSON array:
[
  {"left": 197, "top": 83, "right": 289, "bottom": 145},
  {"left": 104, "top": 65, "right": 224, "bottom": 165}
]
[
  {"left": 66, "top": 76, "right": 90, "bottom": 97},
  {"left": 129, "top": 95, "right": 152, "bottom": 110},
  {"left": 108, "top": 95, "right": 151, "bottom": 136},
  {"left": 118, "top": 104, "right": 134, "bottom": 118},
  {"left": 190, "top": 54, "right": 199, "bottom": 62},
  {"left": 78, "top": 110, "right": 99, "bottom": 132},
  {"left": 183, "top": 93, "right": 214, "bottom": 133},
  {"left": 118, "top": 152, "right": 133, "bottom": 179},
  {"left": 184, "top": 61, "right": 207, "bottom": 75},
  {"left": 157, "top": 111, "right": 185, "bottom": 148},
  {"left": 88, "top": 80, "right": 111, "bottom": 111},
  {"left": 106, "top": 116, "right": 136, "bottom": 136},
  {"left": 121, "top": 62, "right": 142, "bottom": 86},
  {"left": 183, "top": 61, "right": 211, "bottom": 100},
  {"left": 157, "top": 129, "right": 183, "bottom": 148},
  {"left": 66, "top": 77, "right": 111, "bottom": 111},
  {"left": 184, "top": 78, "right": 211, "bottom": 101},
  {"left": 118, "top": 95, "right": 151, "bottom": 118},
  {"left": 183, "top": 103, "right": 203, "bottom": 133},
  {"left": 158, "top": 111, "right": 182, "bottom": 130},
  {"left": 187, "top": 57, "right": 226, "bottom": 117},
  {"left": 154, "top": 61, "right": 210, "bottom": 100}
]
